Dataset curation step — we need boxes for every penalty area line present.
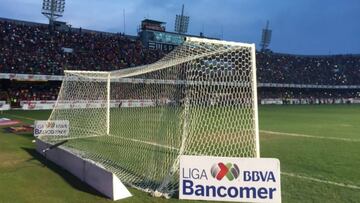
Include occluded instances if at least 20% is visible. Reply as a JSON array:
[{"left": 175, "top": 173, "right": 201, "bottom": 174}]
[
  {"left": 260, "top": 130, "right": 360, "bottom": 142},
  {"left": 282, "top": 172, "right": 360, "bottom": 190}
]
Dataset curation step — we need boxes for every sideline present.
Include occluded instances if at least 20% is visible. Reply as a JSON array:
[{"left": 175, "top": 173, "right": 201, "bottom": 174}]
[
  {"left": 261, "top": 130, "right": 360, "bottom": 142},
  {"left": 282, "top": 172, "right": 360, "bottom": 190},
  {"left": 2, "top": 112, "right": 36, "bottom": 121}
]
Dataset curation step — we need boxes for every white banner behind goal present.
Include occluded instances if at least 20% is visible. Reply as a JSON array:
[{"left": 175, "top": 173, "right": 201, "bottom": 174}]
[{"left": 39, "top": 37, "right": 259, "bottom": 198}]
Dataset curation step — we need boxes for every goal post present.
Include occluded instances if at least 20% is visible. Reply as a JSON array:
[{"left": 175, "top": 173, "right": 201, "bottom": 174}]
[
  {"left": 107, "top": 72, "right": 111, "bottom": 135},
  {"left": 251, "top": 44, "right": 260, "bottom": 158},
  {"left": 39, "top": 37, "right": 260, "bottom": 197}
]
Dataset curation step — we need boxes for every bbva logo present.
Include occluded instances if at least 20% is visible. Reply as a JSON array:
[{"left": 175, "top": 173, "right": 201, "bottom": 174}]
[{"left": 211, "top": 162, "right": 240, "bottom": 181}]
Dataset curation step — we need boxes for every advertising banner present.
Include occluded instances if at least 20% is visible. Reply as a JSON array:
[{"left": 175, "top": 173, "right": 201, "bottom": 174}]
[
  {"left": 179, "top": 155, "right": 281, "bottom": 203},
  {"left": 34, "top": 120, "right": 69, "bottom": 137}
]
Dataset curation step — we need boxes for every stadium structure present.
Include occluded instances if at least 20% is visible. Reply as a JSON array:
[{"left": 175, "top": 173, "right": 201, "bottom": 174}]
[
  {"left": 1, "top": 18, "right": 359, "bottom": 113},
  {"left": 0, "top": 11, "right": 360, "bottom": 201}
]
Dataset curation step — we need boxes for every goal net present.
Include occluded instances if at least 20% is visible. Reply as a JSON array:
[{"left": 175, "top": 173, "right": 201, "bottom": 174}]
[{"left": 39, "top": 37, "right": 259, "bottom": 197}]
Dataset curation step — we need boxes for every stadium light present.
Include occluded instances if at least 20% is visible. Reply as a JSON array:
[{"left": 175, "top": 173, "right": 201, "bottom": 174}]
[
  {"left": 41, "top": 0, "right": 65, "bottom": 25},
  {"left": 175, "top": 4, "right": 190, "bottom": 34},
  {"left": 260, "top": 21, "right": 272, "bottom": 51}
]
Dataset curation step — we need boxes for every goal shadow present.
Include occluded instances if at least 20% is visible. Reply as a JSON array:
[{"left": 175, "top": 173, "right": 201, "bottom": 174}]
[{"left": 21, "top": 147, "right": 108, "bottom": 199}]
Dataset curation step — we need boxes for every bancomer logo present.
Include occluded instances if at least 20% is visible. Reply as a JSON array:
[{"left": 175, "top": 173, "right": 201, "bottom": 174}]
[{"left": 180, "top": 156, "right": 281, "bottom": 203}]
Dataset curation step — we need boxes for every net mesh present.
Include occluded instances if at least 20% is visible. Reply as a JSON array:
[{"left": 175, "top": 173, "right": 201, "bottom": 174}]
[{"left": 39, "top": 37, "right": 259, "bottom": 197}]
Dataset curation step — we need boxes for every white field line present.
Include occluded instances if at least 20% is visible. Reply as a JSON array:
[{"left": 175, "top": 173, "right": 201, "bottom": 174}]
[
  {"left": 282, "top": 172, "right": 360, "bottom": 190},
  {"left": 3, "top": 113, "right": 36, "bottom": 121},
  {"left": 43, "top": 134, "right": 101, "bottom": 141},
  {"left": 108, "top": 134, "right": 180, "bottom": 152},
  {"left": 108, "top": 134, "right": 206, "bottom": 156},
  {"left": 261, "top": 130, "right": 360, "bottom": 142}
]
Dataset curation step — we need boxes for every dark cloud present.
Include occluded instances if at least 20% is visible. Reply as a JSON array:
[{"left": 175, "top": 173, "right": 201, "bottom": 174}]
[{"left": 0, "top": 0, "right": 359, "bottom": 54}]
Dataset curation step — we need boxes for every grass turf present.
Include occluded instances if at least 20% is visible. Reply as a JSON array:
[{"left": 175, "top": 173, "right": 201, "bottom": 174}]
[{"left": 0, "top": 105, "right": 359, "bottom": 202}]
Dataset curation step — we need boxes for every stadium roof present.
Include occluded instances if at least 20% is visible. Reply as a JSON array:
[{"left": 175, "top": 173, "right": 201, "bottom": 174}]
[{"left": 141, "top": 19, "right": 166, "bottom": 25}]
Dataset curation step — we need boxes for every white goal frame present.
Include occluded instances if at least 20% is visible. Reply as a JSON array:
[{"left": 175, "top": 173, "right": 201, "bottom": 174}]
[{"left": 40, "top": 37, "right": 260, "bottom": 199}]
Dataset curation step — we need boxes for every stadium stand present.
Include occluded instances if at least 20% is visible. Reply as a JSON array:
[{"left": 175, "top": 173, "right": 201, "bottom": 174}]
[
  {"left": 257, "top": 52, "right": 360, "bottom": 85},
  {"left": 1, "top": 19, "right": 360, "bottom": 107},
  {"left": 259, "top": 87, "right": 360, "bottom": 104},
  {"left": 0, "top": 20, "right": 163, "bottom": 75}
]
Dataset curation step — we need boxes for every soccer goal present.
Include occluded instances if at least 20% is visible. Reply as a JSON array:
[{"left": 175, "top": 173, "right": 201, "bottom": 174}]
[{"left": 38, "top": 37, "right": 259, "bottom": 198}]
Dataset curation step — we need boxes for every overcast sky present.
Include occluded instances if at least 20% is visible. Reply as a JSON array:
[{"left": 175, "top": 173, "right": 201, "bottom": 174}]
[{"left": 1, "top": 0, "right": 360, "bottom": 55}]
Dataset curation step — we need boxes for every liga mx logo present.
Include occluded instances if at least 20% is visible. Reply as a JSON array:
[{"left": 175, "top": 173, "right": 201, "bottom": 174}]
[{"left": 211, "top": 162, "right": 240, "bottom": 181}]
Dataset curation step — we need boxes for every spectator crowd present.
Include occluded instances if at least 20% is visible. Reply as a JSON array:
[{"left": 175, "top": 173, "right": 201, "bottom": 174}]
[
  {"left": 257, "top": 52, "right": 360, "bottom": 85},
  {"left": 0, "top": 20, "right": 163, "bottom": 75},
  {"left": 259, "top": 88, "right": 360, "bottom": 99},
  {"left": 1, "top": 19, "right": 360, "bottom": 103},
  {"left": 0, "top": 81, "right": 60, "bottom": 105}
]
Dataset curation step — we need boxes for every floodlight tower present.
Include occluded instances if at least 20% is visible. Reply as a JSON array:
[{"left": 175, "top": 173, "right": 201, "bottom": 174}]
[
  {"left": 260, "top": 21, "right": 272, "bottom": 51},
  {"left": 175, "top": 4, "right": 190, "bottom": 34},
  {"left": 41, "top": 0, "right": 65, "bottom": 26}
]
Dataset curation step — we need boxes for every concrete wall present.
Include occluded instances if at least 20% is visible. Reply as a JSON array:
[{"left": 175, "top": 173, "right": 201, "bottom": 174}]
[{"left": 35, "top": 139, "right": 132, "bottom": 200}]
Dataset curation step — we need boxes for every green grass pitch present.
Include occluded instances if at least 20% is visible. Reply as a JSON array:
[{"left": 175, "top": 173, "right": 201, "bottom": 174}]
[{"left": 0, "top": 105, "right": 359, "bottom": 202}]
